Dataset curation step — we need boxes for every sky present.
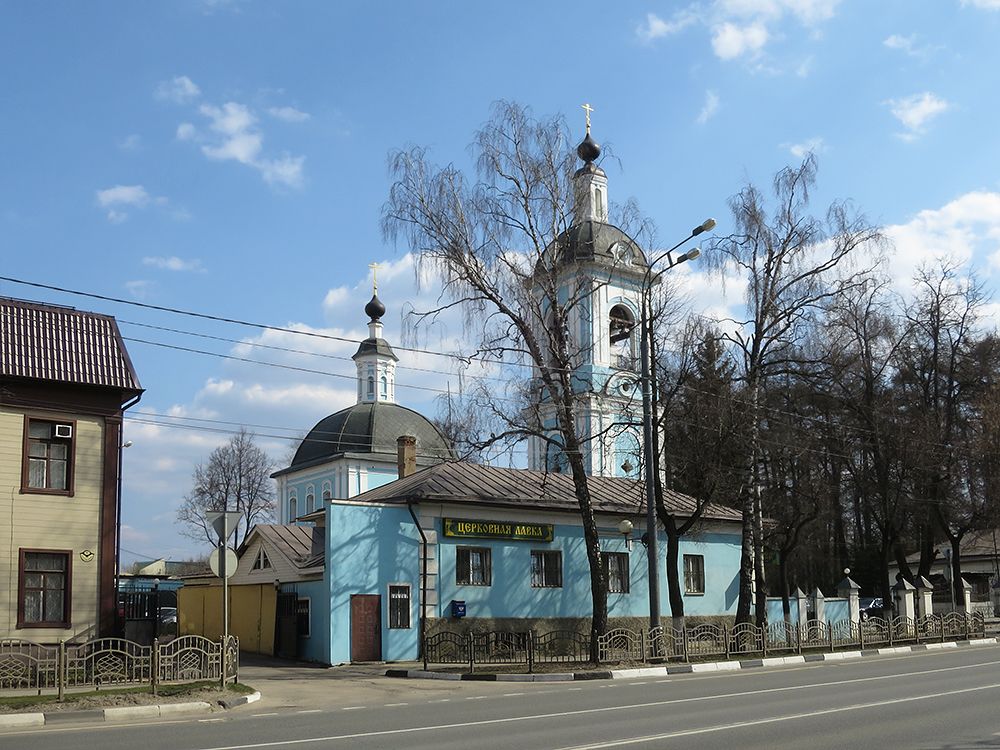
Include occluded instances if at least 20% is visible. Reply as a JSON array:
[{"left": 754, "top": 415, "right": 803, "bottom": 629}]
[{"left": 3, "top": 0, "right": 1000, "bottom": 565}]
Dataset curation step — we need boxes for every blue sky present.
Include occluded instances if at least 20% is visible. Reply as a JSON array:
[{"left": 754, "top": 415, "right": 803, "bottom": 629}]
[{"left": 3, "top": 0, "right": 1000, "bottom": 564}]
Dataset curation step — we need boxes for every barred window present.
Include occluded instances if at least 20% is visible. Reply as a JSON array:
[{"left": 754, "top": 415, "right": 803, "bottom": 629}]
[
  {"left": 604, "top": 552, "right": 630, "bottom": 593},
  {"left": 684, "top": 554, "right": 705, "bottom": 595},
  {"left": 388, "top": 585, "right": 410, "bottom": 629},
  {"left": 456, "top": 547, "right": 491, "bottom": 586},
  {"left": 531, "top": 550, "right": 562, "bottom": 588},
  {"left": 296, "top": 598, "right": 310, "bottom": 637}
]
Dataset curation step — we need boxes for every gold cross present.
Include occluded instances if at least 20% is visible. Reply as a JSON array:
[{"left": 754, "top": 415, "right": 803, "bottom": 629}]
[
  {"left": 582, "top": 102, "right": 594, "bottom": 133},
  {"left": 369, "top": 262, "right": 379, "bottom": 293}
]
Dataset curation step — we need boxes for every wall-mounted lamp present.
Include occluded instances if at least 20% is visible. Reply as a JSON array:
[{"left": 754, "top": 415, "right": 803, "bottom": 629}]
[{"left": 618, "top": 519, "right": 634, "bottom": 551}]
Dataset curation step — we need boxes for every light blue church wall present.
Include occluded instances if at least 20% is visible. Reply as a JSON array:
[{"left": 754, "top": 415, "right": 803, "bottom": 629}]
[
  {"left": 436, "top": 523, "right": 741, "bottom": 620},
  {"left": 279, "top": 579, "right": 328, "bottom": 664},
  {"left": 326, "top": 503, "right": 420, "bottom": 664}
]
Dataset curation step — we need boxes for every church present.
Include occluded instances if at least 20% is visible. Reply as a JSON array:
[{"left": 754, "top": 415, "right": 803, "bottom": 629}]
[{"left": 238, "top": 122, "right": 742, "bottom": 665}]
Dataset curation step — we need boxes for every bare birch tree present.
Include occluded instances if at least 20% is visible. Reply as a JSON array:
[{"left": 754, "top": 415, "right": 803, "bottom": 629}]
[
  {"left": 707, "top": 155, "right": 884, "bottom": 625},
  {"left": 383, "top": 102, "right": 652, "bottom": 658},
  {"left": 176, "top": 427, "right": 276, "bottom": 549}
]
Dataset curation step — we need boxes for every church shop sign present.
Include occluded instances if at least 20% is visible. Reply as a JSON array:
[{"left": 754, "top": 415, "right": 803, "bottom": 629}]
[{"left": 443, "top": 518, "right": 554, "bottom": 543}]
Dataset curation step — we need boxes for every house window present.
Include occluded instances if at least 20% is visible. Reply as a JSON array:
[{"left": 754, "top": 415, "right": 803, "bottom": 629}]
[
  {"left": 388, "top": 584, "right": 411, "bottom": 629},
  {"left": 296, "top": 598, "right": 310, "bottom": 638},
  {"left": 18, "top": 550, "right": 71, "bottom": 628},
  {"left": 288, "top": 494, "right": 298, "bottom": 522},
  {"left": 684, "top": 554, "right": 705, "bottom": 595},
  {"left": 367, "top": 376, "right": 375, "bottom": 397},
  {"left": 531, "top": 550, "right": 562, "bottom": 588},
  {"left": 380, "top": 376, "right": 388, "bottom": 398},
  {"left": 251, "top": 547, "right": 271, "bottom": 571},
  {"left": 456, "top": 547, "right": 491, "bottom": 586},
  {"left": 604, "top": 552, "right": 630, "bottom": 593},
  {"left": 22, "top": 418, "right": 74, "bottom": 494},
  {"left": 305, "top": 493, "right": 314, "bottom": 513}
]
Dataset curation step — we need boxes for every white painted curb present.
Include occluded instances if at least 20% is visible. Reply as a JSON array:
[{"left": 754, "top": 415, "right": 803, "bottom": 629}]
[
  {"left": 159, "top": 702, "right": 213, "bottom": 716},
  {"left": 0, "top": 713, "right": 45, "bottom": 728},
  {"left": 104, "top": 705, "right": 161, "bottom": 721}
]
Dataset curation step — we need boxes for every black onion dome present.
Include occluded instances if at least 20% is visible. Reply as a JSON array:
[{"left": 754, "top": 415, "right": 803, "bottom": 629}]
[
  {"left": 576, "top": 132, "right": 601, "bottom": 163},
  {"left": 282, "top": 402, "right": 457, "bottom": 471},
  {"left": 364, "top": 293, "right": 386, "bottom": 321}
]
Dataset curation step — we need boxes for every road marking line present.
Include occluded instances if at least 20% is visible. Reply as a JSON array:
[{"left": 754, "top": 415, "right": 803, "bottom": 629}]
[
  {"left": 502, "top": 693, "right": 525, "bottom": 697},
  {"left": 384, "top": 703, "right": 409, "bottom": 707},
  {"left": 252, "top": 713, "right": 279, "bottom": 717},
  {"left": 190, "top": 681, "right": 1000, "bottom": 750},
  {"left": 465, "top": 696, "right": 488, "bottom": 700},
  {"left": 429, "top": 699, "right": 450, "bottom": 703},
  {"left": 297, "top": 710, "right": 322, "bottom": 714},
  {"left": 341, "top": 706, "right": 365, "bottom": 711},
  {"left": 549, "top": 682, "right": 1000, "bottom": 748},
  {"left": 198, "top": 718, "right": 225, "bottom": 723},
  {"left": 567, "top": 687, "right": 582, "bottom": 691}
]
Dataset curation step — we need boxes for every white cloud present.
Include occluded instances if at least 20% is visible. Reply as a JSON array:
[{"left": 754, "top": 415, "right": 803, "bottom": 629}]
[
  {"left": 636, "top": 11, "right": 698, "bottom": 42},
  {"left": 883, "top": 34, "right": 916, "bottom": 54},
  {"left": 155, "top": 75, "right": 201, "bottom": 104},
  {"left": 119, "top": 134, "right": 142, "bottom": 151},
  {"left": 182, "top": 101, "right": 305, "bottom": 188},
  {"left": 885, "top": 92, "right": 950, "bottom": 140},
  {"left": 784, "top": 136, "right": 826, "bottom": 158},
  {"left": 143, "top": 256, "right": 205, "bottom": 273},
  {"left": 323, "top": 286, "right": 351, "bottom": 312},
  {"left": 125, "top": 280, "right": 152, "bottom": 299},
  {"left": 962, "top": 0, "right": 1000, "bottom": 9},
  {"left": 95, "top": 185, "right": 173, "bottom": 222},
  {"left": 885, "top": 191, "right": 1000, "bottom": 291},
  {"left": 696, "top": 90, "right": 720, "bottom": 124},
  {"left": 97, "top": 184, "right": 150, "bottom": 207},
  {"left": 267, "top": 106, "right": 310, "bottom": 123},
  {"left": 711, "top": 21, "right": 769, "bottom": 60}
]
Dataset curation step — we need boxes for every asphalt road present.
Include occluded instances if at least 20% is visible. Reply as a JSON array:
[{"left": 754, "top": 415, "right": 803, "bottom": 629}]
[{"left": 4, "top": 645, "right": 1000, "bottom": 750}]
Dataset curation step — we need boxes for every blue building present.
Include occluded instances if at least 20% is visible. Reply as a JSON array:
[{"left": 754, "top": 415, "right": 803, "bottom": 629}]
[{"left": 307, "top": 458, "right": 741, "bottom": 664}]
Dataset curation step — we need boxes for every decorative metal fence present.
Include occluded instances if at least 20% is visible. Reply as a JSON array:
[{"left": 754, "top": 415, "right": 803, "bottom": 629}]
[
  {"left": 422, "top": 612, "right": 986, "bottom": 672},
  {"left": 0, "top": 635, "right": 238, "bottom": 699}
]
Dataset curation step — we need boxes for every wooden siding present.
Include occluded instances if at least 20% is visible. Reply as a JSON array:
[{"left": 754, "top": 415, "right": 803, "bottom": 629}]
[
  {"left": 231, "top": 537, "right": 304, "bottom": 586},
  {"left": 0, "top": 407, "right": 105, "bottom": 640}
]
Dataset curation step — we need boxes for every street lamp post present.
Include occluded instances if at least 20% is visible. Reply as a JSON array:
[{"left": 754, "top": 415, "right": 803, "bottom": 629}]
[{"left": 641, "top": 218, "right": 715, "bottom": 631}]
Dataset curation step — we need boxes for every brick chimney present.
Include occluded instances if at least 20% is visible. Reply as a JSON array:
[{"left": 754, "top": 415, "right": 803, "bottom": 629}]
[{"left": 397, "top": 435, "right": 417, "bottom": 479}]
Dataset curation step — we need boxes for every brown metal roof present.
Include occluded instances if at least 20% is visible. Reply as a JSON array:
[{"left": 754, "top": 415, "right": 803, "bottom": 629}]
[
  {"left": 318, "top": 462, "right": 741, "bottom": 522},
  {"left": 244, "top": 524, "right": 324, "bottom": 569},
  {"left": 0, "top": 297, "right": 142, "bottom": 393}
]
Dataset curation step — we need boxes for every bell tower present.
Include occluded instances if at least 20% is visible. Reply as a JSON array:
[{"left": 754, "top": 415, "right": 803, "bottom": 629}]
[{"left": 352, "top": 270, "right": 399, "bottom": 405}]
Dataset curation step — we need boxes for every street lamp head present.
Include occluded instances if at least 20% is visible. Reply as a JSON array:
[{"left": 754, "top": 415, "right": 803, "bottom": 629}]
[
  {"left": 618, "top": 519, "right": 634, "bottom": 536},
  {"left": 692, "top": 218, "right": 717, "bottom": 236},
  {"left": 683, "top": 247, "right": 701, "bottom": 262}
]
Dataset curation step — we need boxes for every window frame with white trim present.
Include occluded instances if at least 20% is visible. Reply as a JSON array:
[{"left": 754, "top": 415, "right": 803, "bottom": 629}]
[{"left": 683, "top": 554, "right": 705, "bottom": 595}]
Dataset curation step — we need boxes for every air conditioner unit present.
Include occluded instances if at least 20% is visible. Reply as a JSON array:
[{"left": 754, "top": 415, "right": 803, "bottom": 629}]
[{"left": 55, "top": 424, "right": 73, "bottom": 439}]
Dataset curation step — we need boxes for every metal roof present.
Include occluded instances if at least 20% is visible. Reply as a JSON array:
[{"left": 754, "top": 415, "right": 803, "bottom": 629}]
[
  {"left": 318, "top": 461, "right": 742, "bottom": 522},
  {"left": 241, "top": 524, "right": 324, "bottom": 570},
  {"left": 0, "top": 297, "right": 142, "bottom": 393}
]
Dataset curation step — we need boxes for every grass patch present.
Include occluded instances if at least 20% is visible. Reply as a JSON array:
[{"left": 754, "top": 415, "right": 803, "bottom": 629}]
[{"left": 0, "top": 681, "right": 254, "bottom": 712}]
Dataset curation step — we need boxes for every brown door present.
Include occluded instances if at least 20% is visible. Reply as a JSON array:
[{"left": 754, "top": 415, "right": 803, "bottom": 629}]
[
  {"left": 350, "top": 594, "right": 382, "bottom": 662},
  {"left": 275, "top": 593, "right": 298, "bottom": 659}
]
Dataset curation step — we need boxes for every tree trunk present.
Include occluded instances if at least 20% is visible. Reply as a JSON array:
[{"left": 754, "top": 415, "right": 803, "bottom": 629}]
[{"left": 664, "top": 518, "right": 685, "bottom": 631}]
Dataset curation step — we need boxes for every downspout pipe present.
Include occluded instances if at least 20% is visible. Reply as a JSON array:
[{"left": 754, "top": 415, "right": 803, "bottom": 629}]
[
  {"left": 115, "top": 392, "right": 142, "bottom": 634},
  {"left": 407, "top": 501, "right": 427, "bottom": 659}
]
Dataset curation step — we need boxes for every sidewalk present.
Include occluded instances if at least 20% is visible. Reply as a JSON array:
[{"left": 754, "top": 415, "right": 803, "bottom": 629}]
[{"left": 386, "top": 636, "right": 999, "bottom": 682}]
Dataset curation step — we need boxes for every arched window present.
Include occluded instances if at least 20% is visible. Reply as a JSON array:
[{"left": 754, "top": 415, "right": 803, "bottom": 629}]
[
  {"left": 380, "top": 375, "right": 388, "bottom": 398},
  {"left": 595, "top": 187, "right": 605, "bottom": 220},
  {"left": 545, "top": 440, "right": 567, "bottom": 474},
  {"left": 289, "top": 495, "right": 298, "bottom": 523},
  {"left": 609, "top": 304, "right": 636, "bottom": 370},
  {"left": 305, "top": 493, "right": 314, "bottom": 513},
  {"left": 367, "top": 376, "right": 375, "bottom": 397}
]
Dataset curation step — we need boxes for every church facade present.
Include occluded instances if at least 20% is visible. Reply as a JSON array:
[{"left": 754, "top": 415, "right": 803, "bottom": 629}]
[{"left": 248, "top": 122, "right": 741, "bottom": 665}]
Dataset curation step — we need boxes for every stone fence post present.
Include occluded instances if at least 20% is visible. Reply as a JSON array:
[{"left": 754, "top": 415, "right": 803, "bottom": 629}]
[
  {"left": 915, "top": 576, "right": 934, "bottom": 618},
  {"left": 961, "top": 578, "right": 973, "bottom": 615},
  {"left": 795, "top": 587, "right": 809, "bottom": 628},
  {"left": 812, "top": 587, "right": 825, "bottom": 625},
  {"left": 837, "top": 576, "right": 861, "bottom": 623},
  {"left": 893, "top": 578, "right": 916, "bottom": 620}
]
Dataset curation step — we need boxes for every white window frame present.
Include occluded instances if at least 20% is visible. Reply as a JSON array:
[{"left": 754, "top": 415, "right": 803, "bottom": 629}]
[{"left": 683, "top": 554, "right": 705, "bottom": 595}]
